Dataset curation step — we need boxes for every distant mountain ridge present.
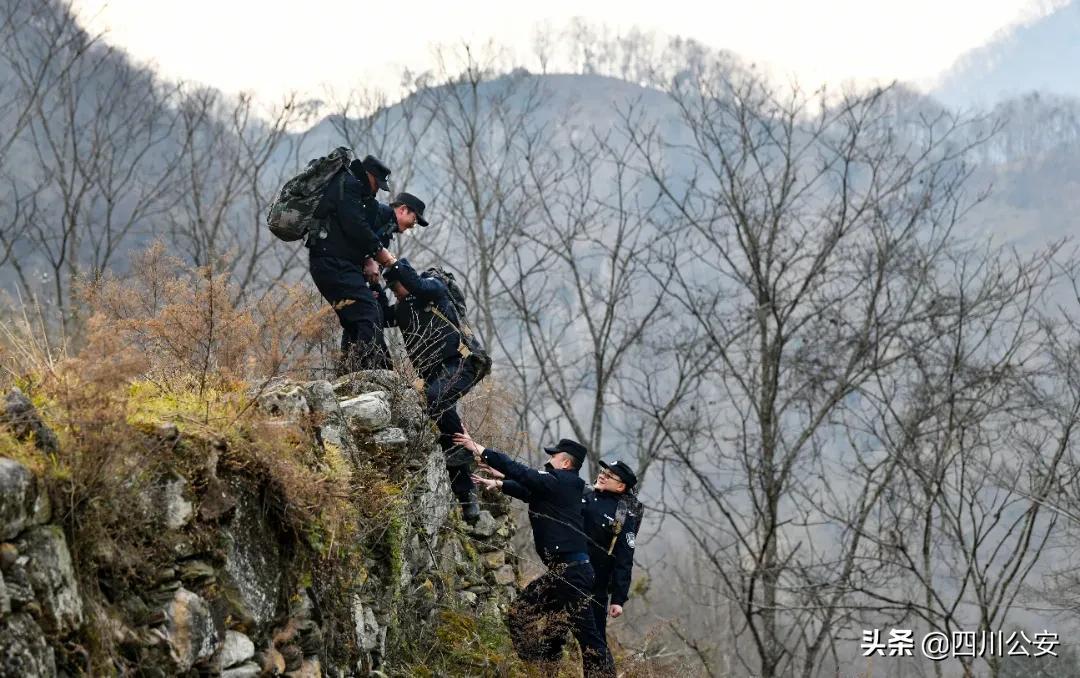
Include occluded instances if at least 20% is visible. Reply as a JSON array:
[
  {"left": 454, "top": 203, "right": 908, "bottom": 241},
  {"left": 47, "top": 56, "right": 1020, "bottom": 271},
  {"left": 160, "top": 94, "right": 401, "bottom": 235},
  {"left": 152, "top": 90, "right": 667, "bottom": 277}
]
[{"left": 934, "top": 0, "right": 1080, "bottom": 107}]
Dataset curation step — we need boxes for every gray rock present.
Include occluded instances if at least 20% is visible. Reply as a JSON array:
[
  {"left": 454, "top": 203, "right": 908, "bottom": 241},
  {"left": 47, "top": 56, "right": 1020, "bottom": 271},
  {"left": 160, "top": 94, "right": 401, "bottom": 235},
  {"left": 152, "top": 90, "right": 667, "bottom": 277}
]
[
  {"left": 0, "top": 459, "right": 49, "bottom": 541},
  {"left": 4, "top": 557, "right": 34, "bottom": 607},
  {"left": 481, "top": 551, "right": 506, "bottom": 570},
  {"left": 492, "top": 565, "right": 516, "bottom": 586},
  {"left": 161, "top": 475, "right": 193, "bottom": 530},
  {"left": 466, "top": 511, "right": 499, "bottom": 538},
  {"left": 0, "top": 570, "right": 9, "bottom": 616},
  {"left": 157, "top": 587, "right": 220, "bottom": 673},
  {"left": 1, "top": 388, "right": 59, "bottom": 453},
  {"left": 221, "top": 481, "right": 282, "bottom": 629},
  {"left": 302, "top": 381, "right": 362, "bottom": 463},
  {"left": 0, "top": 612, "right": 55, "bottom": 677},
  {"left": 16, "top": 525, "right": 83, "bottom": 634},
  {"left": 339, "top": 392, "right": 392, "bottom": 432},
  {"left": 352, "top": 597, "right": 381, "bottom": 652},
  {"left": 417, "top": 450, "right": 452, "bottom": 537},
  {"left": 218, "top": 630, "right": 255, "bottom": 669},
  {"left": 257, "top": 384, "right": 310, "bottom": 418},
  {"left": 371, "top": 427, "right": 408, "bottom": 450},
  {"left": 221, "top": 661, "right": 261, "bottom": 678},
  {"left": 438, "top": 536, "right": 466, "bottom": 572},
  {"left": 332, "top": 370, "right": 400, "bottom": 398},
  {"left": 198, "top": 476, "right": 237, "bottom": 522},
  {"left": 457, "top": 590, "right": 479, "bottom": 606}
]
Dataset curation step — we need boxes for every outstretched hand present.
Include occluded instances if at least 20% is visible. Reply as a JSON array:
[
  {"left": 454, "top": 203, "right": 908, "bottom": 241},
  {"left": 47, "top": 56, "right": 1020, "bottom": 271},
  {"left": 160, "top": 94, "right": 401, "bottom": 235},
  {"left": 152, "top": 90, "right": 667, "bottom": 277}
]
[
  {"left": 476, "top": 461, "right": 504, "bottom": 480},
  {"left": 471, "top": 474, "right": 500, "bottom": 492},
  {"left": 453, "top": 425, "right": 484, "bottom": 459}
]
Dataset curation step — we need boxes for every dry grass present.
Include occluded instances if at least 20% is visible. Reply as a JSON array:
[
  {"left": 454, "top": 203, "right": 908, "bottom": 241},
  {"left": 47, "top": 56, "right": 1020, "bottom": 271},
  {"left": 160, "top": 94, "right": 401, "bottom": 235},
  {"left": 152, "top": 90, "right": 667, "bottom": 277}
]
[{"left": 0, "top": 245, "right": 412, "bottom": 673}]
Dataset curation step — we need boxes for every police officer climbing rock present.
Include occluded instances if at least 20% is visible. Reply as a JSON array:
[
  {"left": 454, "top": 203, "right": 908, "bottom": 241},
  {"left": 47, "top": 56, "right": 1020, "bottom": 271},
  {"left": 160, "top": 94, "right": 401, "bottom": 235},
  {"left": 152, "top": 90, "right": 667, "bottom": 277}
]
[
  {"left": 307, "top": 154, "right": 398, "bottom": 375},
  {"left": 381, "top": 258, "right": 488, "bottom": 524}
]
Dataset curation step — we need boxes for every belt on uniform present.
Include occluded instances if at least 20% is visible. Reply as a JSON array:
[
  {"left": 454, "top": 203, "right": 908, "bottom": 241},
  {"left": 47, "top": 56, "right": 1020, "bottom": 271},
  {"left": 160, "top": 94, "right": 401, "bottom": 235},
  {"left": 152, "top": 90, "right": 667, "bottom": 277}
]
[{"left": 553, "top": 552, "right": 589, "bottom": 565}]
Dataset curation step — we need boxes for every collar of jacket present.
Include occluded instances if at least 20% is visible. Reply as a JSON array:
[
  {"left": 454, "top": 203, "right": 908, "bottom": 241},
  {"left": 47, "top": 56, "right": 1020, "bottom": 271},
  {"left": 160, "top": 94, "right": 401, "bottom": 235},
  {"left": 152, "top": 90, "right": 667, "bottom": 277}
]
[
  {"left": 594, "top": 489, "right": 623, "bottom": 498},
  {"left": 544, "top": 461, "right": 580, "bottom": 476}
]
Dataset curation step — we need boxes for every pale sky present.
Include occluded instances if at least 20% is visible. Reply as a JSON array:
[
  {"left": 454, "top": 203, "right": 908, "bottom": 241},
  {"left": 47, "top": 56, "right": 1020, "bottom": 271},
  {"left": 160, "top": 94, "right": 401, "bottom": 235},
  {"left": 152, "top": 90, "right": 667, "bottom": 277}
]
[{"left": 72, "top": 0, "right": 1067, "bottom": 105}]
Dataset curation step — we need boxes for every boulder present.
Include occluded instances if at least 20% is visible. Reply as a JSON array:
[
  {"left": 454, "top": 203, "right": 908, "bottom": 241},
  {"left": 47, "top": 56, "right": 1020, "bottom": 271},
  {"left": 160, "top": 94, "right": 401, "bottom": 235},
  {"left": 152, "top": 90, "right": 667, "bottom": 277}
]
[
  {"left": 371, "top": 427, "right": 408, "bottom": 450},
  {"left": 157, "top": 587, "right": 220, "bottom": 673},
  {"left": 257, "top": 384, "right": 310, "bottom": 418},
  {"left": 353, "top": 598, "right": 381, "bottom": 652},
  {"left": 1, "top": 388, "right": 59, "bottom": 453},
  {"left": 0, "top": 612, "right": 55, "bottom": 677},
  {"left": 417, "top": 450, "right": 452, "bottom": 537},
  {"left": 466, "top": 511, "right": 499, "bottom": 539},
  {"left": 0, "top": 459, "right": 49, "bottom": 541},
  {"left": 220, "top": 479, "right": 282, "bottom": 629},
  {"left": 16, "top": 525, "right": 83, "bottom": 634},
  {"left": 492, "top": 565, "right": 517, "bottom": 587},
  {"left": 481, "top": 551, "right": 506, "bottom": 570},
  {"left": 160, "top": 475, "right": 193, "bottom": 530},
  {"left": 0, "top": 570, "right": 9, "bottom": 616},
  {"left": 218, "top": 630, "right": 255, "bottom": 669},
  {"left": 339, "top": 392, "right": 392, "bottom": 432},
  {"left": 222, "top": 661, "right": 261, "bottom": 678}
]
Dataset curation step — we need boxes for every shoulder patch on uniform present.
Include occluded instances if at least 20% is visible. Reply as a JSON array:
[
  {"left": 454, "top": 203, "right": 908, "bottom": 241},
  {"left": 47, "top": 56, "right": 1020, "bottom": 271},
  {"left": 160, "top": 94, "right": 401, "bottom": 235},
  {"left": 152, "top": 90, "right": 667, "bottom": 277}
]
[{"left": 625, "top": 532, "right": 636, "bottom": 549}]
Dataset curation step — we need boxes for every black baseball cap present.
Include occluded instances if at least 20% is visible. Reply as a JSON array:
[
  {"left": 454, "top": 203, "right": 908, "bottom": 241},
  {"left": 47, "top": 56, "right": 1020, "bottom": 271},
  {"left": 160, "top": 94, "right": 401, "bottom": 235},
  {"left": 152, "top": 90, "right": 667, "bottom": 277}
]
[
  {"left": 390, "top": 192, "right": 429, "bottom": 226},
  {"left": 358, "top": 154, "right": 391, "bottom": 191},
  {"left": 544, "top": 438, "right": 587, "bottom": 464},
  {"left": 599, "top": 458, "right": 638, "bottom": 489}
]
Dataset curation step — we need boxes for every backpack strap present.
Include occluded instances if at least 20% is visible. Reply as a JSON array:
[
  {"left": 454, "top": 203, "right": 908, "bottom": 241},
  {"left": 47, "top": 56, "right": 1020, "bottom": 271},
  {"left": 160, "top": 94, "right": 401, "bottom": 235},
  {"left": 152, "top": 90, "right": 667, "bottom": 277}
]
[
  {"left": 607, "top": 493, "right": 641, "bottom": 555},
  {"left": 427, "top": 304, "right": 473, "bottom": 359}
]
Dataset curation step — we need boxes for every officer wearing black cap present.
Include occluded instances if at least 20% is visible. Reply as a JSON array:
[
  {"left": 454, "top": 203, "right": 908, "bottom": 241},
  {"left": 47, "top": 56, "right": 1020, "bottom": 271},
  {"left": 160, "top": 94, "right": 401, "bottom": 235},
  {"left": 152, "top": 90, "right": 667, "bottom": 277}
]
[
  {"left": 455, "top": 430, "right": 615, "bottom": 677},
  {"left": 362, "top": 191, "right": 431, "bottom": 369},
  {"left": 308, "top": 154, "right": 399, "bottom": 375},
  {"left": 380, "top": 258, "right": 485, "bottom": 523},
  {"left": 584, "top": 457, "right": 642, "bottom": 641}
]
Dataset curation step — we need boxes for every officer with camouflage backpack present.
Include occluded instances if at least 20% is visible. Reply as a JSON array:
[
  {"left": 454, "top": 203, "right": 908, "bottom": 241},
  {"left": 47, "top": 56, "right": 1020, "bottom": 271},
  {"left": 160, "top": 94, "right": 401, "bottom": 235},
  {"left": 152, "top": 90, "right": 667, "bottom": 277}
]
[
  {"left": 304, "top": 150, "right": 397, "bottom": 375},
  {"left": 380, "top": 258, "right": 491, "bottom": 523}
]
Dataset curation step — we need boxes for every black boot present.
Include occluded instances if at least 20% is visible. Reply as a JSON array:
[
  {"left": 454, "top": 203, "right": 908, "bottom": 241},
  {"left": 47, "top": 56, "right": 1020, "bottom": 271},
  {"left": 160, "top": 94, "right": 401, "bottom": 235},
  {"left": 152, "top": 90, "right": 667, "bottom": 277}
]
[{"left": 458, "top": 489, "right": 481, "bottom": 525}]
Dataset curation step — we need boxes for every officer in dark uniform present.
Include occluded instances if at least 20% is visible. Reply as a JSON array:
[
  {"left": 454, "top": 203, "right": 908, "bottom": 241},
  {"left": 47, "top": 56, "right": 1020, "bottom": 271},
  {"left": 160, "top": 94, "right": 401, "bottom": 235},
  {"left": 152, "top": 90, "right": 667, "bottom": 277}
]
[
  {"left": 455, "top": 430, "right": 616, "bottom": 678},
  {"left": 363, "top": 192, "right": 430, "bottom": 369},
  {"left": 583, "top": 458, "right": 641, "bottom": 641},
  {"left": 308, "top": 155, "right": 396, "bottom": 375},
  {"left": 381, "top": 258, "right": 484, "bottom": 523}
]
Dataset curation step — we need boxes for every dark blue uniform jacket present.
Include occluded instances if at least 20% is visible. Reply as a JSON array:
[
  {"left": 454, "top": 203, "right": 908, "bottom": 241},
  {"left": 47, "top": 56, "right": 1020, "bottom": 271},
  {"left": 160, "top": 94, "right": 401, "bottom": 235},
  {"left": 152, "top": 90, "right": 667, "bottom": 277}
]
[
  {"left": 583, "top": 488, "right": 640, "bottom": 605},
  {"left": 481, "top": 448, "right": 587, "bottom": 566},
  {"left": 382, "top": 258, "right": 464, "bottom": 378},
  {"left": 309, "top": 169, "right": 382, "bottom": 264}
]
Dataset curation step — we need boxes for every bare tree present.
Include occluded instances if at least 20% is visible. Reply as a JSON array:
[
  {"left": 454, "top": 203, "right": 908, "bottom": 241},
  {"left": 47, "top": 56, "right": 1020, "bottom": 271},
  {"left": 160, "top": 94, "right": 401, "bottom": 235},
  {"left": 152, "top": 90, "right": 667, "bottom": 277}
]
[
  {"left": 13, "top": 30, "right": 181, "bottom": 332},
  {"left": 621, "top": 51, "right": 1027, "bottom": 675},
  {"left": 323, "top": 77, "right": 434, "bottom": 199},
  {"left": 0, "top": 0, "right": 97, "bottom": 273},
  {"left": 166, "top": 88, "right": 317, "bottom": 303}
]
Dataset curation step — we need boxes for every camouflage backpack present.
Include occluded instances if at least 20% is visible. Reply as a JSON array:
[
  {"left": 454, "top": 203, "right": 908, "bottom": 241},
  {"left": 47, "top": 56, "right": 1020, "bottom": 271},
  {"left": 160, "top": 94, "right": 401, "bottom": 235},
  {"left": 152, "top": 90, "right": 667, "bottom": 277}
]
[{"left": 265, "top": 146, "right": 353, "bottom": 242}]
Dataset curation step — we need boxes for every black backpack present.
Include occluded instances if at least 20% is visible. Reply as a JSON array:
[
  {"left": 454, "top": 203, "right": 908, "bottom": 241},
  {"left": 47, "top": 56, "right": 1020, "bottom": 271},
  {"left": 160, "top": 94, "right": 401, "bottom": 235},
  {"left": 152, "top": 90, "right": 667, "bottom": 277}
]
[{"left": 422, "top": 267, "right": 492, "bottom": 383}]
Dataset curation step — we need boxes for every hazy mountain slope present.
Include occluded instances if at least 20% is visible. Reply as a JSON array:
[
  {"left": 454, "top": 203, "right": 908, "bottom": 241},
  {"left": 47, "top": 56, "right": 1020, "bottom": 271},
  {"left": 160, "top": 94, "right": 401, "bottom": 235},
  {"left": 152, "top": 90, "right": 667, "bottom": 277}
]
[{"left": 934, "top": 1, "right": 1080, "bottom": 107}]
